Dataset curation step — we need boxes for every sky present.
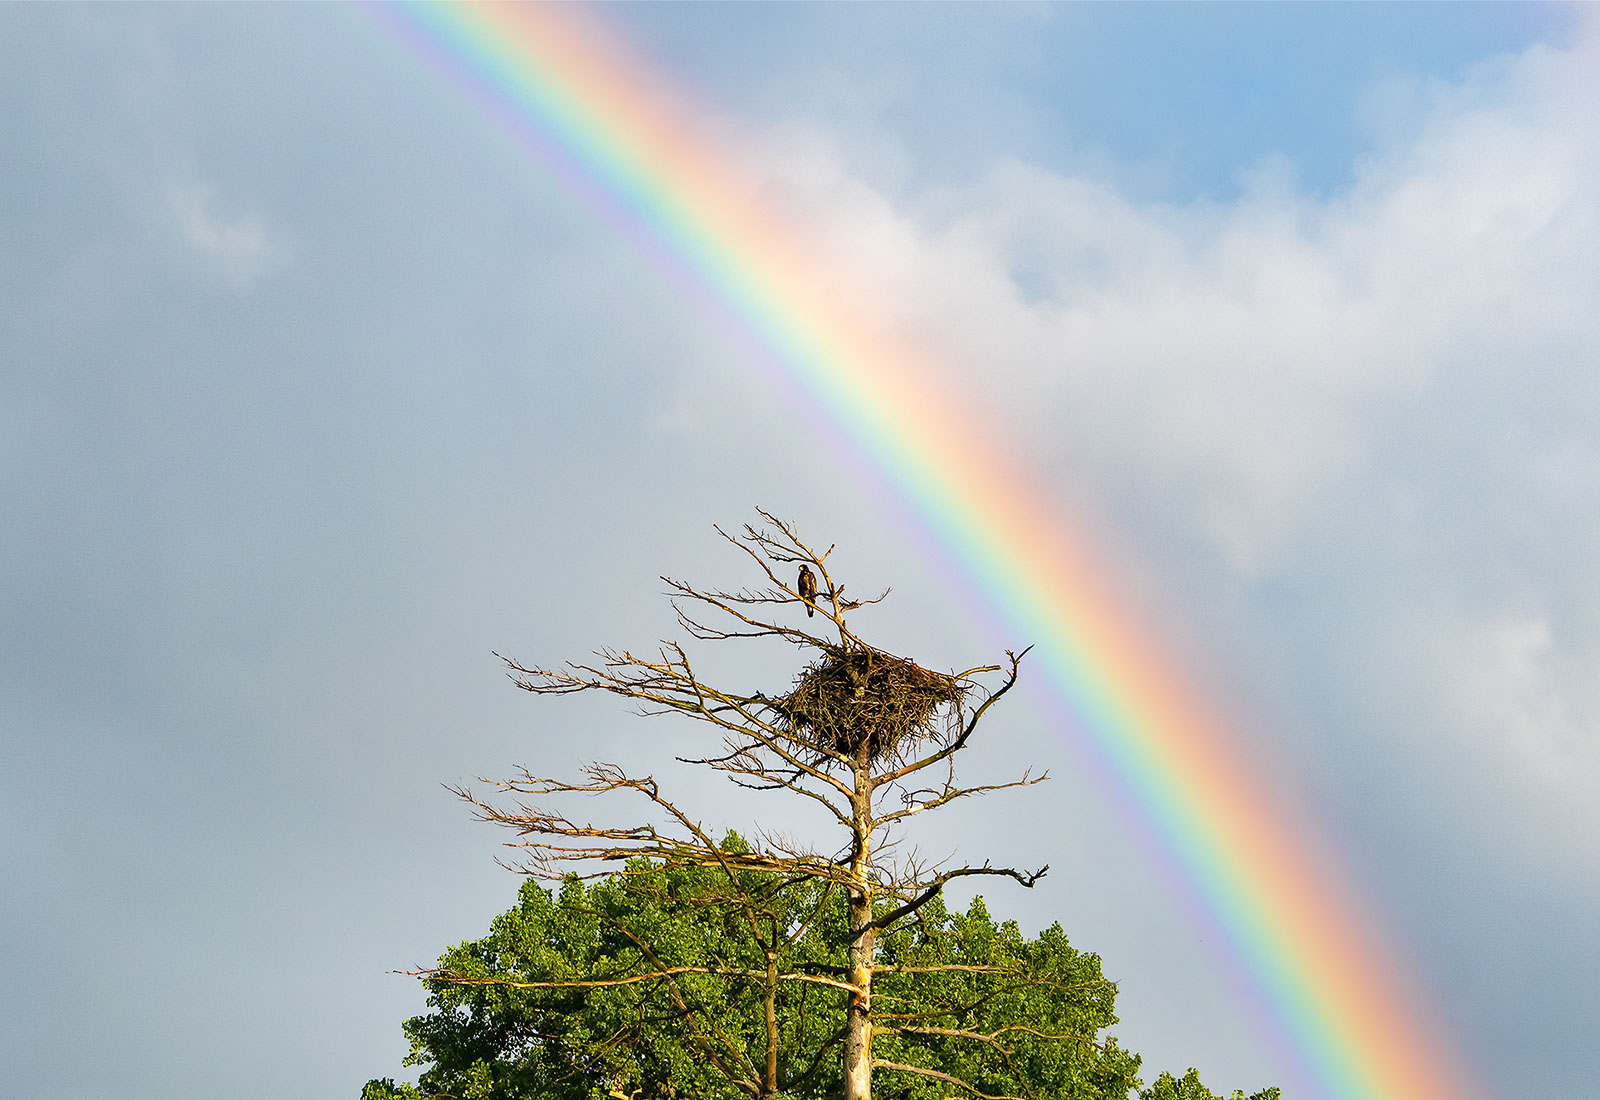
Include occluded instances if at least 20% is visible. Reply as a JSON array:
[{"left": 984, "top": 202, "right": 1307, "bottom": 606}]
[{"left": 2, "top": 3, "right": 1597, "bottom": 1098}]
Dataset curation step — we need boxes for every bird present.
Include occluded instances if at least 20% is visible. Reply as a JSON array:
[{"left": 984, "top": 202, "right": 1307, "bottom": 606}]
[{"left": 797, "top": 564, "right": 818, "bottom": 618}]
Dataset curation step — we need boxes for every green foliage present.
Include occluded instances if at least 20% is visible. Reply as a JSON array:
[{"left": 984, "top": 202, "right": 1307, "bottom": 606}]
[
  {"left": 1139, "top": 1067, "right": 1282, "bottom": 1100},
  {"left": 871, "top": 896, "right": 1139, "bottom": 1100},
  {"left": 385, "top": 851, "right": 791, "bottom": 1100},
  {"left": 363, "top": 852, "right": 1148, "bottom": 1100}
]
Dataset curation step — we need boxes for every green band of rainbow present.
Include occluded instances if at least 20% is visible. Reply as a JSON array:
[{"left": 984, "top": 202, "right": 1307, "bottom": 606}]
[{"left": 376, "top": 4, "right": 1478, "bottom": 1098}]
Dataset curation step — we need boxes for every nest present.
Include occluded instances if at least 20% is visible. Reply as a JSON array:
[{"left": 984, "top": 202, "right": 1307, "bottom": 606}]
[{"left": 773, "top": 645, "right": 966, "bottom": 763}]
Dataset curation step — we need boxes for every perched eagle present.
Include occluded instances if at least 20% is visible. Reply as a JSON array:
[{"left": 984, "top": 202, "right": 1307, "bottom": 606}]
[{"left": 797, "top": 564, "right": 818, "bottom": 618}]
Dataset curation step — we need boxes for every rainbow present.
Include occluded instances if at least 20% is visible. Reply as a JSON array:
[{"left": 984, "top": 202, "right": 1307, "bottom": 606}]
[{"left": 371, "top": 4, "right": 1477, "bottom": 1098}]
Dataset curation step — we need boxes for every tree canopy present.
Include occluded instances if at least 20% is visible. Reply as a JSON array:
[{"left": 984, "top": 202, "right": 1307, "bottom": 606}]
[
  {"left": 1140, "top": 1069, "right": 1281, "bottom": 1100},
  {"left": 362, "top": 854, "right": 1276, "bottom": 1100}
]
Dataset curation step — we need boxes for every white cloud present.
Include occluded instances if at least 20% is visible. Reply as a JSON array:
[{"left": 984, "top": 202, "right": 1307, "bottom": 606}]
[
  {"left": 747, "top": 23, "right": 1599, "bottom": 566},
  {"left": 1439, "top": 614, "right": 1599, "bottom": 789},
  {"left": 722, "top": 24, "right": 1600, "bottom": 857},
  {"left": 1372, "top": 600, "right": 1600, "bottom": 875},
  {"left": 168, "top": 180, "right": 280, "bottom": 288}
]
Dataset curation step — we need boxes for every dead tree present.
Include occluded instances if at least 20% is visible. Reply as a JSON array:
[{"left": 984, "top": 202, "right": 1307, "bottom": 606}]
[{"left": 438, "top": 511, "right": 1049, "bottom": 1100}]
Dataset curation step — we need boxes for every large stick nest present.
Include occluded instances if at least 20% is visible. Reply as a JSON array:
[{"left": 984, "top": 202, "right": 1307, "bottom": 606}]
[{"left": 772, "top": 645, "right": 966, "bottom": 763}]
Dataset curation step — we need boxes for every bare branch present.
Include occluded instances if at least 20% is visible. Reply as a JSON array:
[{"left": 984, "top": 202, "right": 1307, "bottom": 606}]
[
  {"left": 871, "top": 1059, "right": 1029, "bottom": 1100},
  {"left": 404, "top": 965, "right": 864, "bottom": 996},
  {"left": 874, "top": 770, "right": 1050, "bottom": 827},
  {"left": 873, "top": 864, "right": 1048, "bottom": 932},
  {"left": 875, "top": 646, "right": 1033, "bottom": 786},
  {"left": 882, "top": 1023, "right": 1108, "bottom": 1047}
]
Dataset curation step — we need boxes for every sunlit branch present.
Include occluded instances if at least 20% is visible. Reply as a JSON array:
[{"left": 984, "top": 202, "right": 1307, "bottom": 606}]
[
  {"left": 875, "top": 646, "right": 1033, "bottom": 786},
  {"left": 870, "top": 1059, "right": 1029, "bottom": 1100},
  {"left": 872, "top": 864, "right": 1048, "bottom": 932},
  {"left": 874, "top": 771, "right": 1049, "bottom": 826},
  {"left": 403, "top": 965, "right": 863, "bottom": 996}
]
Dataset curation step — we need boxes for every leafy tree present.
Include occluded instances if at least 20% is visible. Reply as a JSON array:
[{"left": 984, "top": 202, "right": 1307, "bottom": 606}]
[
  {"left": 1138, "top": 1068, "right": 1281, "bottom": 1100},
  {"left": 869, "top": 894, "right": 1140, "bottom": 1100},
  {"left": 364, "top": 854, "right": 1142, "bottom": 1100}
]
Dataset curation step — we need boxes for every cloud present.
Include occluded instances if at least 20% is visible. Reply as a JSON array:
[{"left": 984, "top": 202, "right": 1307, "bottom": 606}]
[
  {"left": 724, "top": 24, "right": 1600, "bottom": 862},
  {"left": 1435, "top": 613, "right": 1600, "bottom": 792},
  {"left": 168, "top": 180, "right": 281, "bottom": 288}
]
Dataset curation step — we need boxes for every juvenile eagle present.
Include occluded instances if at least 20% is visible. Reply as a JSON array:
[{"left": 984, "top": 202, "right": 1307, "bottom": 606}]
[{"left": 797, "top": 564, "right": 818, "bottom": 618}]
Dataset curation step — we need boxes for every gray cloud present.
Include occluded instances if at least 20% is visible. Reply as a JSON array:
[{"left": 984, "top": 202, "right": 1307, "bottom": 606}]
[
  {"left": 167, "top": 180, "right": 281, "bottom": 287},
  {"left": 5, "top": 5, "right": 1597, "bottom": 1100}
]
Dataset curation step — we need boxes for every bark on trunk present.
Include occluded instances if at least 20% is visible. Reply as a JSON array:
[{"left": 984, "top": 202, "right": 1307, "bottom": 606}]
[
  {"left": 760, "top": 948, "right": 778, "bottom": 1100},
  {"left": 842, "top": 760, "right": 875, "bottom": 1100}
]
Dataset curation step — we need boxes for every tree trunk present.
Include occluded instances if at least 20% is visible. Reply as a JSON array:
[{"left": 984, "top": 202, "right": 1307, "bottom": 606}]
[
  {"left": 760, "top": 947, "right": 778, "bottom": 1100},
  {"left": 842, "top": 761, "right": 875, "bottom": 1100}
]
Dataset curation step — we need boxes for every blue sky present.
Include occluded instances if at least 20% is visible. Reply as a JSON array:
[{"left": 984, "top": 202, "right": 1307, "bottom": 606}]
[
  {"left": 2, "top": 4, "right": 1596, "bottom": 1099},
  {"left": 612, "top": 2, "right": 1579, "bottom": 198}
]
